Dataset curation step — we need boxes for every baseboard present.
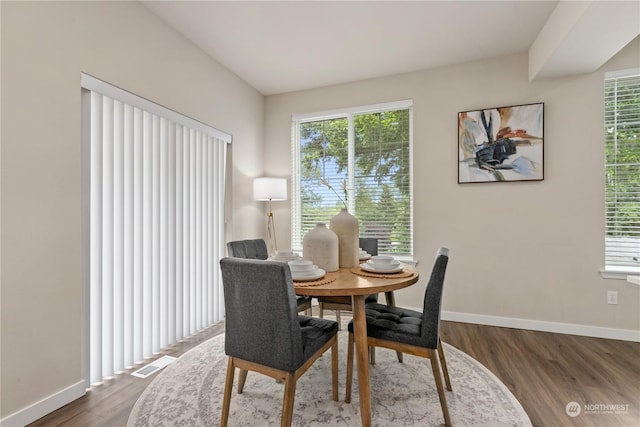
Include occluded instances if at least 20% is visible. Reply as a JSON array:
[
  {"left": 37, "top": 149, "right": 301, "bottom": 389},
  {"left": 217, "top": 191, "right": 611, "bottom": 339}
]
[
  {"left": 441, "top": 310, "right": 640, "bottom": 342},
  {"left": 0, "top": 380, "right": 86, "bottom": 427}
]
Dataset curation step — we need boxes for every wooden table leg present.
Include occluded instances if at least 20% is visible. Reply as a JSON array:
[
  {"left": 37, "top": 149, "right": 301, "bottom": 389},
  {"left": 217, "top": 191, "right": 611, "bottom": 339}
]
[
  {"left": 384, "top": 291, "right": 395, "bottom": 305},
  {"left": 351, "top": 295, "right": 371, "bottom": 427}
]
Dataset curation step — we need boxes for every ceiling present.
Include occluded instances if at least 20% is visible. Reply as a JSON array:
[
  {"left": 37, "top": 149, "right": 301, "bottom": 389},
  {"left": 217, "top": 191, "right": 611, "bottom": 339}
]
[{"left": 141, "top": 1, "right": 639, "bottom": 96}]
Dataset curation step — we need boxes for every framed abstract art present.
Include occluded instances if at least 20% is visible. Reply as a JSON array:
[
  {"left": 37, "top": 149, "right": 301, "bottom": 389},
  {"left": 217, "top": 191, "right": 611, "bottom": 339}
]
[{"left": 458, "top": 102, "right": 544, "bottom": 183}]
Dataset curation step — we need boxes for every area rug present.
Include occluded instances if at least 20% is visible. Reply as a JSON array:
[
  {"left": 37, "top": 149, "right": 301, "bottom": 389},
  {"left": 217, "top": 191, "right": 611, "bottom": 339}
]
[{"left": 128, "top": 328, "right": 531, "bottom": 427}]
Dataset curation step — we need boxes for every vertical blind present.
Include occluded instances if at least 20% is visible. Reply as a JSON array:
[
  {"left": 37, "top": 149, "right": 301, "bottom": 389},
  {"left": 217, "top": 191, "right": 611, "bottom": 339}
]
[
  {"left": 82, "top": 74, "right": 231, "bottom": 384},
  {"left": 604, "top": 70, "right": 640, "bottom": 270},
  {"left": 291, "top": 101, "right": 413, "bottom": 256}
]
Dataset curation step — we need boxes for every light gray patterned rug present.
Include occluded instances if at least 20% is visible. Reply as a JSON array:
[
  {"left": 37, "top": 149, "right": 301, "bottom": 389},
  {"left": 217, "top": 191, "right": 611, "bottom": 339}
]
[{"left": 128, "top": 327, "right": 531, "bottom": 427}]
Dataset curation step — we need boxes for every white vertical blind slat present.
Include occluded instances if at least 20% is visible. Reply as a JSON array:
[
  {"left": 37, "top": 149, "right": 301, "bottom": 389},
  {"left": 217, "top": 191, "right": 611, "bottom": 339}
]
[
  {"left": 196, "top": 132, "right": 203, "bottom": 332},
  {"left": 133, "top": 106, "right": 143, "bottom": 364},
  {"left": 89, "top": 92, "right": 103, "bottom": 384},
  {"left": 175, "top": 127, "right": 184, "bottom": 341},
  {"left": 182, "top": 129, "right": 191, "bottom": 339},
  {"left": 189, "top": 130, "right": 196, "bottom": 334},
  {"left": 159, "top": 117, "right": 168, "bottom": 349},
  {"left": 151, "top": 115, "right": 161, "bottom": 353},
  {"left": 142, "top": 110, "right": 153, "bottom": 359},
  {"left": 113, "top": 100, "right": 124, "bottom": 374},
  {"left": 123, "top": 103, "right": 134, "bottom": 369},
  {"left": 101, "top": 96, "right": 114, "bottom": 379},
  {"left": 168, "top": 122, "right": 177, "bottom": 345}
]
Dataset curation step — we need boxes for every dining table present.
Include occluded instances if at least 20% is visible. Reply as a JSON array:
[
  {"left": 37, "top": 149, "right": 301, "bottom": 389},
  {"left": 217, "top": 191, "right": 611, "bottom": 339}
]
[{"left": 293, "top": 265, "right": 420, "bottom": 427}]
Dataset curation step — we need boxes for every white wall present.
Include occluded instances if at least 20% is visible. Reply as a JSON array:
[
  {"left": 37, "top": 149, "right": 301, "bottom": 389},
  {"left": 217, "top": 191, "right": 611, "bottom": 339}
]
[
  {"left": 265, "top": 38, "right": 640, "bottom": 337},
  {"left": 0, "top": 1, "right": 264, "bottom": 422}
]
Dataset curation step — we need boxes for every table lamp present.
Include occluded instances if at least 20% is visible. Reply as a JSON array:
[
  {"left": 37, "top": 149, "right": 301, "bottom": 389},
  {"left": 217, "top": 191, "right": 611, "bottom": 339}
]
[{"left": 253, "top": 177, "right": 287, "bottom": 255}]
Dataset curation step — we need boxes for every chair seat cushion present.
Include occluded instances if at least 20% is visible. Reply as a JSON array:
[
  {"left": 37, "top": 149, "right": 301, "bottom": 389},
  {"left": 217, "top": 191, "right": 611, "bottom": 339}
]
[
  {"left": 299, "top": 315, "right": 339, "bottom": 360},
  {"left": 348, "top": 303, "right": 425, "bottom": 348}
]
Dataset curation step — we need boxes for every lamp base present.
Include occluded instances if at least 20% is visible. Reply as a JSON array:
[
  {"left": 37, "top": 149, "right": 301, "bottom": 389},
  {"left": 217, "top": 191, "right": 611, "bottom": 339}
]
[{"left": 266, "top": 212, "right": 277, "bottom": 256}]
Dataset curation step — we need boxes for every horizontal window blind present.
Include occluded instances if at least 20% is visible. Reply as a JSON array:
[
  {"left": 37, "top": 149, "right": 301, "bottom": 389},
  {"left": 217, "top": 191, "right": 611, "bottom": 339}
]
[
  {"left": 292, "top": 101, "right": 413, "bottom": 256},
  {"left": 83, "top": 75, "right": 230, "bottom": 384},
  {"left": 604, "top": 70, "right": 640, "bottom": 270}
]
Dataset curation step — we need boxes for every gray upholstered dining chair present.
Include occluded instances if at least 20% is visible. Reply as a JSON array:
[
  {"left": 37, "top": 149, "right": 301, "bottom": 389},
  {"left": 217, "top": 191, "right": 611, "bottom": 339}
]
[
  {"left": 219, "top": 257, "right": 339, "bottom": 427},
  {"left": 226, "top": 238, "right": 312, "bottom": 314},
  {"left": 318, "top": 237, "right": 379, "bottom": 326},
  {"left": 226, "top": 238, "right": 269, "bottom": 259},
  {"left": 345, "top": 247, "right": 452, "bottom": 427}
]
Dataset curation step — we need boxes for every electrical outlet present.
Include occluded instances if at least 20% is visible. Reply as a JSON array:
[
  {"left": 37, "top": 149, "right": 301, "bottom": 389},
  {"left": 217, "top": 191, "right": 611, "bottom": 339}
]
[{"left": 607, "top": 291, "right": 618, "bottom": 305}]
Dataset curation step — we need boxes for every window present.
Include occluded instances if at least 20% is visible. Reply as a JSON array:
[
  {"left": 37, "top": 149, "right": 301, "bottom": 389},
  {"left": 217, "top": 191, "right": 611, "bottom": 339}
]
[
  {"left": 292, "top": 100, "right": 413, "bottom": 257},
  {"left": 604, "top": 70, "right": 640, "bottom": 273},
  {"left": 82, "top": 74, "right": 230, "bottom": 384}
]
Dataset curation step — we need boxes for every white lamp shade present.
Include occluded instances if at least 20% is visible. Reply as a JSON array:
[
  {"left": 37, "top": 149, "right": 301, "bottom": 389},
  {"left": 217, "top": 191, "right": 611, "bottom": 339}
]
[{"left": 253, "top": 177, "right": 287, "bottom": 201}]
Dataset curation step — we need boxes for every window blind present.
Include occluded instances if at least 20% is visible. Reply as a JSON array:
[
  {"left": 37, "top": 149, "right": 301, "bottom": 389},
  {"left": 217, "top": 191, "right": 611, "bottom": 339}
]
[
  {"left": 604, "top": 70, "right": 640, "bottom": 271},
  {"left": 292, "top": 101, "right": 413, "bottom": 256},
  {"left": 82, "top": 75, "right": 230, "bottom": 384}
]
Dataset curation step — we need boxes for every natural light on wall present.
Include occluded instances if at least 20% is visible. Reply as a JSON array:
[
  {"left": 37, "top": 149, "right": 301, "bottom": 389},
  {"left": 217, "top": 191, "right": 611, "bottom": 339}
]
[{"left": 81, "top": 74, "right": 231, "bottom": 385}]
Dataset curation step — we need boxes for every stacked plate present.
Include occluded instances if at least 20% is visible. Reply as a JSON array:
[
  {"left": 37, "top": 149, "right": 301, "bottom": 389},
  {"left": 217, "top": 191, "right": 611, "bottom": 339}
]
[
  {"left": 268, "top": 250, "right": 301, "bottom": 263},
  {"left": 360, "top": 255, "right": 403, "bottom": 274},
  {"left": 288, "top": 259, "right": 325, "bottom": 281},
  {"left": 359, "top": 248, "right": 371, "bottom": 261}
]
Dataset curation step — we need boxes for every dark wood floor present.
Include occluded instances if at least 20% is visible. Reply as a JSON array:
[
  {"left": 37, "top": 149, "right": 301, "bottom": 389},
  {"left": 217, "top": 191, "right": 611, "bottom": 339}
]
[{"left": 29, "top": 314, "right": 639, "bottom": 426}]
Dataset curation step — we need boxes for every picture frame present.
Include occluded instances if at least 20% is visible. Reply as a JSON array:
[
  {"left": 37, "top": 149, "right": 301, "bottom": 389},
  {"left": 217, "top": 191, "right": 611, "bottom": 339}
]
[{"left": 458, "top": 102, "right": 544, "bottom": 183}]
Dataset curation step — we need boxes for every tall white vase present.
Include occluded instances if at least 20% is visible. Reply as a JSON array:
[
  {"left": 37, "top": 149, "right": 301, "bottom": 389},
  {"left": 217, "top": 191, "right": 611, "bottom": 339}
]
[
  {"left": 303, "top": 223, "right": 339, "bottom": 272},
  {"left": 330, "top": 208, "right": 359, "bottom": 268}
]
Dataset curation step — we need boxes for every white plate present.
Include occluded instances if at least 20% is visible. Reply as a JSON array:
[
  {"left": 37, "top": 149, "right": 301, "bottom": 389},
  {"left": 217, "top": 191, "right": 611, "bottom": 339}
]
[
  {"left": 289, "top": 265, "right": 319, "bottom": 274},
  {"left": 359, "top": 254, "right": 371, "bottom": 261},
  {"left": 368, "top": 259, "right": 400, "bottom": 268},
  {"left": 268, "top": 255, "right": 301, "bottom": 262},
  {"left": 292, "top": 268, "right": 325, "bottom": 281},
  {"left": 360, "top": 262, "right": 403, "bottom": 274}
]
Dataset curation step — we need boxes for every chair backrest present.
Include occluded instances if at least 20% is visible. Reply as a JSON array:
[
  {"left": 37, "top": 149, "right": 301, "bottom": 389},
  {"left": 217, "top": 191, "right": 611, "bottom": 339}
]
[
  {"left": 226, "top": 239, "right": 269, "bottom": 260},
  {"left": 359, "top": 237, "right": 378, "bottom": 256},
  {"left": 420, "top": 247, "right": 449, "bottom": 349},
  {"left": 219, "top": 257, "right": 305, "bottom": 371}
]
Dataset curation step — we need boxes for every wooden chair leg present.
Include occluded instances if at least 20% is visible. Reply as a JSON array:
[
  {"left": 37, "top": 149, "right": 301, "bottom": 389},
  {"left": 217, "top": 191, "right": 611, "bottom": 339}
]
[
  {"left": 331, "top": 339, "right": 339, "bottom": 401},
  {"left": 429, "top": 349, "right": 452, "bottom": 427},
  {"left": 319, "top": 302, "right": 324, "bottom": 318},
  {"left": 237, "top": 369, "right": 248, "bottom": 393},
  {"left": 281, "top": 373, "right": 297, "bottom": 427},
  {"left": 438, "top": 338, "right": 452, "bottom": 391},
  {"left": 221, "top": 357, "right": 235, "bottom": 427},
  {"left": 369, "top": 346, "right": 376, "bottom": 365},
  {"left": 345, "top": 332, "right": 354, "bottom": 403}
]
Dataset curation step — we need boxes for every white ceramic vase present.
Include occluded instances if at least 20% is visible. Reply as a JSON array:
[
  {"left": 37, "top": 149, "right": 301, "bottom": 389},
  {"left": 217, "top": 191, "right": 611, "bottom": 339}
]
[
  {"left": 330, "top": 208, "right": 359, "bottom": 268},
  {"left": 302, "top": 223, "right": 339, "bottom": 272}
]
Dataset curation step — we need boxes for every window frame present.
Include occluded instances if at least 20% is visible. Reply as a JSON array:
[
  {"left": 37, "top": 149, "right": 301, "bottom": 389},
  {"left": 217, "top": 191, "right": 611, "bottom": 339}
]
[
  {"left": 602, "top": 68, "right": 640, "bottom": 278},
  {"left": 291, "top": 100, "right": 414, "bottom": 259}
]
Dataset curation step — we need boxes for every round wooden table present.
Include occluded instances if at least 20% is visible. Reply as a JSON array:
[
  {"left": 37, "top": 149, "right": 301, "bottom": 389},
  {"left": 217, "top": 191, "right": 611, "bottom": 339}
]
[{"left": 294, "top": 266, "right": 420, "bottom": 427}]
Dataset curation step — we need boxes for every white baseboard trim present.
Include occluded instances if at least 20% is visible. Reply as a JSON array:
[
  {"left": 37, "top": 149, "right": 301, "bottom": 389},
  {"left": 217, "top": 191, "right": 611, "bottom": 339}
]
[
  {"left": 441, "top": 310, "right": 640, "bottom": 342},
  {"left": 0, "top": 380, "right": 86, "bottom": 427}
]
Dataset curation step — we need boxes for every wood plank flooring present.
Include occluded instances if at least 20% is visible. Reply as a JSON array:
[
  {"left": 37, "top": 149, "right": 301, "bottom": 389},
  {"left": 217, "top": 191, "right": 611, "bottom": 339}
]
[
  {"left": 29, "top": 318, "right": 639, "bottom": 426},
  {"left": 440, "top": 321, "right": 639, "bottom": 427}
]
